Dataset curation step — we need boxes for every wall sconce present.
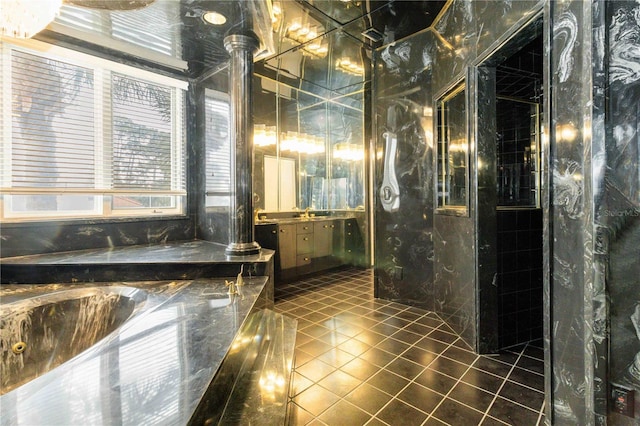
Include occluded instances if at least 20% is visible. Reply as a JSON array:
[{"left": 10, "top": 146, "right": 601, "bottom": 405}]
[
  {"left": 1, "top": 0, "right": 63, "bottom": 39},
  {"left": 336, "top": 57, "right": 364, "bottom": 76}
]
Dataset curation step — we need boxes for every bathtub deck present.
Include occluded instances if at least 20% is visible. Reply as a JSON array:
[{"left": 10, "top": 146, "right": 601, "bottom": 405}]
[{"left": 0, "top": 277, "right": 296, "bottom": 425}]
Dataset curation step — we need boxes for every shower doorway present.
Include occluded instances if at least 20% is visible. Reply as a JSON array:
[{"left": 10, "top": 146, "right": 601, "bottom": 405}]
[{"left": 475, "top": 19, "right": 544, "bottom": 352}]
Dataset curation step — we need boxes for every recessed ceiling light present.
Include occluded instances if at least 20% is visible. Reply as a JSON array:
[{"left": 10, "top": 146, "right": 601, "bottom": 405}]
[{"left": 203, "top": 11, "right": 227, "bottom": 25}]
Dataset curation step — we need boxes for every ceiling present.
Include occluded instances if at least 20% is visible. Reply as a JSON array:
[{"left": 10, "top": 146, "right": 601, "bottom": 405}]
[{"left": 39, "top": 0, "right": 447, "bottom": 89}]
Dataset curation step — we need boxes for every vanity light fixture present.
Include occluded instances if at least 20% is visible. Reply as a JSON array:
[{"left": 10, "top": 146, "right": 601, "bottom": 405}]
[
  {"left": 254, "top": 124, "right": 277, "bottom": 147},
  {"left": 284, "top": 18, "right": 328, "bottom": 58},
  {"left": 202, "top": 10, "right": 227, "bottom": 26},
  {"left": 1, "top": 0, "right": 63, "bottom": 38},
  {"left": 336, "top": 57, "right": 364, "bottom": 76},
  {"left": 281, "top": 131, "right": 324, "bottom": 154},
  {"left": 334, "top": 142, "right": 364, "bottom": 161}
]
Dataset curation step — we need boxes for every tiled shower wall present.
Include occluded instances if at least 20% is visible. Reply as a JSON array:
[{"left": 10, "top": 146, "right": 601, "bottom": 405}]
[
  {"left": 496, "top": 100, "right": 537, "bottom": 207},
  {"left": 497, "top": 209, "right": 543, "bottom": 349}
]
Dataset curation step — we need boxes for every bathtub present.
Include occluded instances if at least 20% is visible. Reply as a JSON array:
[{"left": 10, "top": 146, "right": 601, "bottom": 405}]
[
  {"left": 0, "top": 278, "right": 268, "bottom": 425},
  {"left": 1, "top": 285, "right": 148, "bottom": 395}
]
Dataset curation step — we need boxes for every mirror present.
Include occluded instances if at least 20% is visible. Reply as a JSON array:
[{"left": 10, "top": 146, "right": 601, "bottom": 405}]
[
  {"left": 253, "top": 1, "right": 367, "bottom": 215},
  {"left": 253, "top": 75, "right": 364, "bottom": 213}
]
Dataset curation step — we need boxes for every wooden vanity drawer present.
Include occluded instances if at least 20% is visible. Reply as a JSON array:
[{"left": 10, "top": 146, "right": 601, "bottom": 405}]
[
  {"left": 296, "top": 223, "right": 313, "bottom": 234},
  {"left": 296, "top": 254, "right": 312, "bottom": 267},
  {"left": 296, "top": 233, "right": 313, "bottom": 254}
]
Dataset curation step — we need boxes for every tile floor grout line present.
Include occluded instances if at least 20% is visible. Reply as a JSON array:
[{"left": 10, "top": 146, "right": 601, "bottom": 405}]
[
  {"left": 418, "top": 338, "right": 480, "bottom": 426},
  {"left": 278, "top": 269, "right": 545, "bottom": 426},
  {"left": 477, "top": 341, "right": 542, "bottom": 425}
]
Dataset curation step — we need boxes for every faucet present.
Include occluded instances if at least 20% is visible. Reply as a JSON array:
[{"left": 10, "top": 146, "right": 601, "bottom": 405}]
[
  {"left": 301, "top": 207, "right": 310, "bottom": 219},
  {"left": 226, "top": 265, "right": 245, "bottom": 295},
  {"left": 225, "top": 279, "right": 237, "bottom": 295},
  {"left": 254, "top": 208, "right": 264, "bottom": 222}
]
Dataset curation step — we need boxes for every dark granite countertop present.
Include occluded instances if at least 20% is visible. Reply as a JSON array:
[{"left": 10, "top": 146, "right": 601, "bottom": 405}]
[
  {"left": 0, "top": 277, "right": 269, "bottom": 425},
  {"left": 0, "top": 240, "right": 274, "bottom": 265},
  {"left": 0, "top": 240, "right": 276, "bottom": 286}
]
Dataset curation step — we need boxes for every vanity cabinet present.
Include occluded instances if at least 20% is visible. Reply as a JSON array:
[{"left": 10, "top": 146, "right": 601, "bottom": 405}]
[
  {"left": 256, "top": 217, "right": 360, "bottom": 282},
  {"left": 313, "top": 220, "right": 335, "bottom": 257},
  {"left": 278, "top": 224, "right": 297, "bottom": 270},
  {"left": 343, "top": 218, "right": 364, "bottom": 265}
]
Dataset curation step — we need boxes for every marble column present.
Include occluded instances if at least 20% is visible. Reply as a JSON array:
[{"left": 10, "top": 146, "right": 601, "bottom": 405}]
[{"left": 224, "top": 32, "right": 261, "bottom": 256}]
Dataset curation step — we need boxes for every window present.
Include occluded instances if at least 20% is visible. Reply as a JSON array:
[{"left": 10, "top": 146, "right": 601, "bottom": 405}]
[
  {"left": 52, "top": 2, "right": 186, "bottom": 70},
  {"left": 205, "top": 90, "right": 231, "bottom": 208},
  {"left": 436, "top": 84, "right": 468, "bottom": 212},
  {"left": 1, "top": 40, "right": 187, "bottom": 221}
]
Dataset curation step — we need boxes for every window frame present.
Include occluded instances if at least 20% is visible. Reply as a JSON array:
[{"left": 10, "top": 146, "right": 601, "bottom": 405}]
[
  {"left": 1, "top": 38, "right": 188, "bottom": 222},
  {"left": 435, "top": 82, "right": 470, "bottom": 216}
]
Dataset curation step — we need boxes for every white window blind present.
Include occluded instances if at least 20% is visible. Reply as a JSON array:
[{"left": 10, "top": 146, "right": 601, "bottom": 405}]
[
  {"left": 1, "top": 41, "right": 186, "bottom": 221},
  {"left": 205, "top": 91, "right": 231, "bottom": 207},
  {"left": 10, "top": 50, "right": 96, "bottom": 189},
  {"left": 53, "top": 2, "right": 183, "bottom": 65}
]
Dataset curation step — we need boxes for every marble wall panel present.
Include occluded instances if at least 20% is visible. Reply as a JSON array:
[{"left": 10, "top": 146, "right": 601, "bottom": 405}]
[
  {"left": 548, "top": 1, "right": 590, "bottom": 421},
  {"left": 373, "top": 29, "right": 436, "bottom": 310},
  {"left": 432, "top": 1, "right": 476, "bottom": 91},
  {"left": 474, "top": 1, "right": 544, "bottom": 60},
  {"left": 373, "top": 0, "right": 545, "bottom": 351},
  {"left": 475, "top": 66, "right": 499, "bottom": 353},
  {"left": 605, "top": 1, "right": 640, "bottom": 424},
  {"left": 0, "top": 218, "right": 195, "bottom": 259},
  {"left": 547, "top": 0, "right": 608, "bottom": 423},
  {"left": 433, "top": 213, "right": 476, "bottom": 346}
]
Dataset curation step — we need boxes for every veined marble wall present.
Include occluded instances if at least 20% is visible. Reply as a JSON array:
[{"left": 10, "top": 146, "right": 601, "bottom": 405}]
[
  {"left": 373, "top": 0, "right": 544, "bottom": 348},
  {"left": 432, "top": 0, "right": 545, "bottom": 352},
  {"left": 372, "top": 30, "right": 436, "bottom": 311},
  {"left": 546, "top": 0, "right": 640, "bottom": 424},
  {"left": 604, "top": 2, "right": 640, "bottom": 424},
  {"left": 374, "top": 0, "right": 640, "bottom": 423}
]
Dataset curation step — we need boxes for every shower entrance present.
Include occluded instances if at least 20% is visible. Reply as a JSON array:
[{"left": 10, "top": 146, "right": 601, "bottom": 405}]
[{"left": 475, "top": 20, "right": 544, "bottom": 352}]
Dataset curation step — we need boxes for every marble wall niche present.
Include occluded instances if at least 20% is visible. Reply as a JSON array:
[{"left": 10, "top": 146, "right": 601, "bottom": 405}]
[
  {"left": 606, "top": 1, "right": 640, "bottom": 424},
  {"left": 373, "top": 29, "right": 436, "bottom": 311}
]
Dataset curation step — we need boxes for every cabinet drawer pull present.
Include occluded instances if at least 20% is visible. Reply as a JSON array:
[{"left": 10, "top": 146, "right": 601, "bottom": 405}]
[
  {"left": 304, "top": 257, "right": 309, "bottom": 261},
  {"left": 323, "top": 225, "right": 328, "bottom": 228},
  {"left": 347, "top": 232, "right": 352, "bottom": 236},
  {"left": 280, "top": 229, "right": 285, "bottom": 233},
  {"left": 303, "top": 226, "right": 309, "bottom": 230},
  {"left": 347, "top": 249, "right": 352, "bottom": 253},
  {"left": 331, "top": 225, "right": 334, "bottom": 228},
  {"left": 271, "top": 230, "right": 277, "bottom": 234},
  {"left": 303, "top": 237, "right": 309, "bottom": 241}
]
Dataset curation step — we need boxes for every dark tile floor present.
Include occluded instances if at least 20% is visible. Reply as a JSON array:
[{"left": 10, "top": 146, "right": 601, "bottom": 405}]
[{"left": 275, "top": 268, "right": 546, "bottom": 426}]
